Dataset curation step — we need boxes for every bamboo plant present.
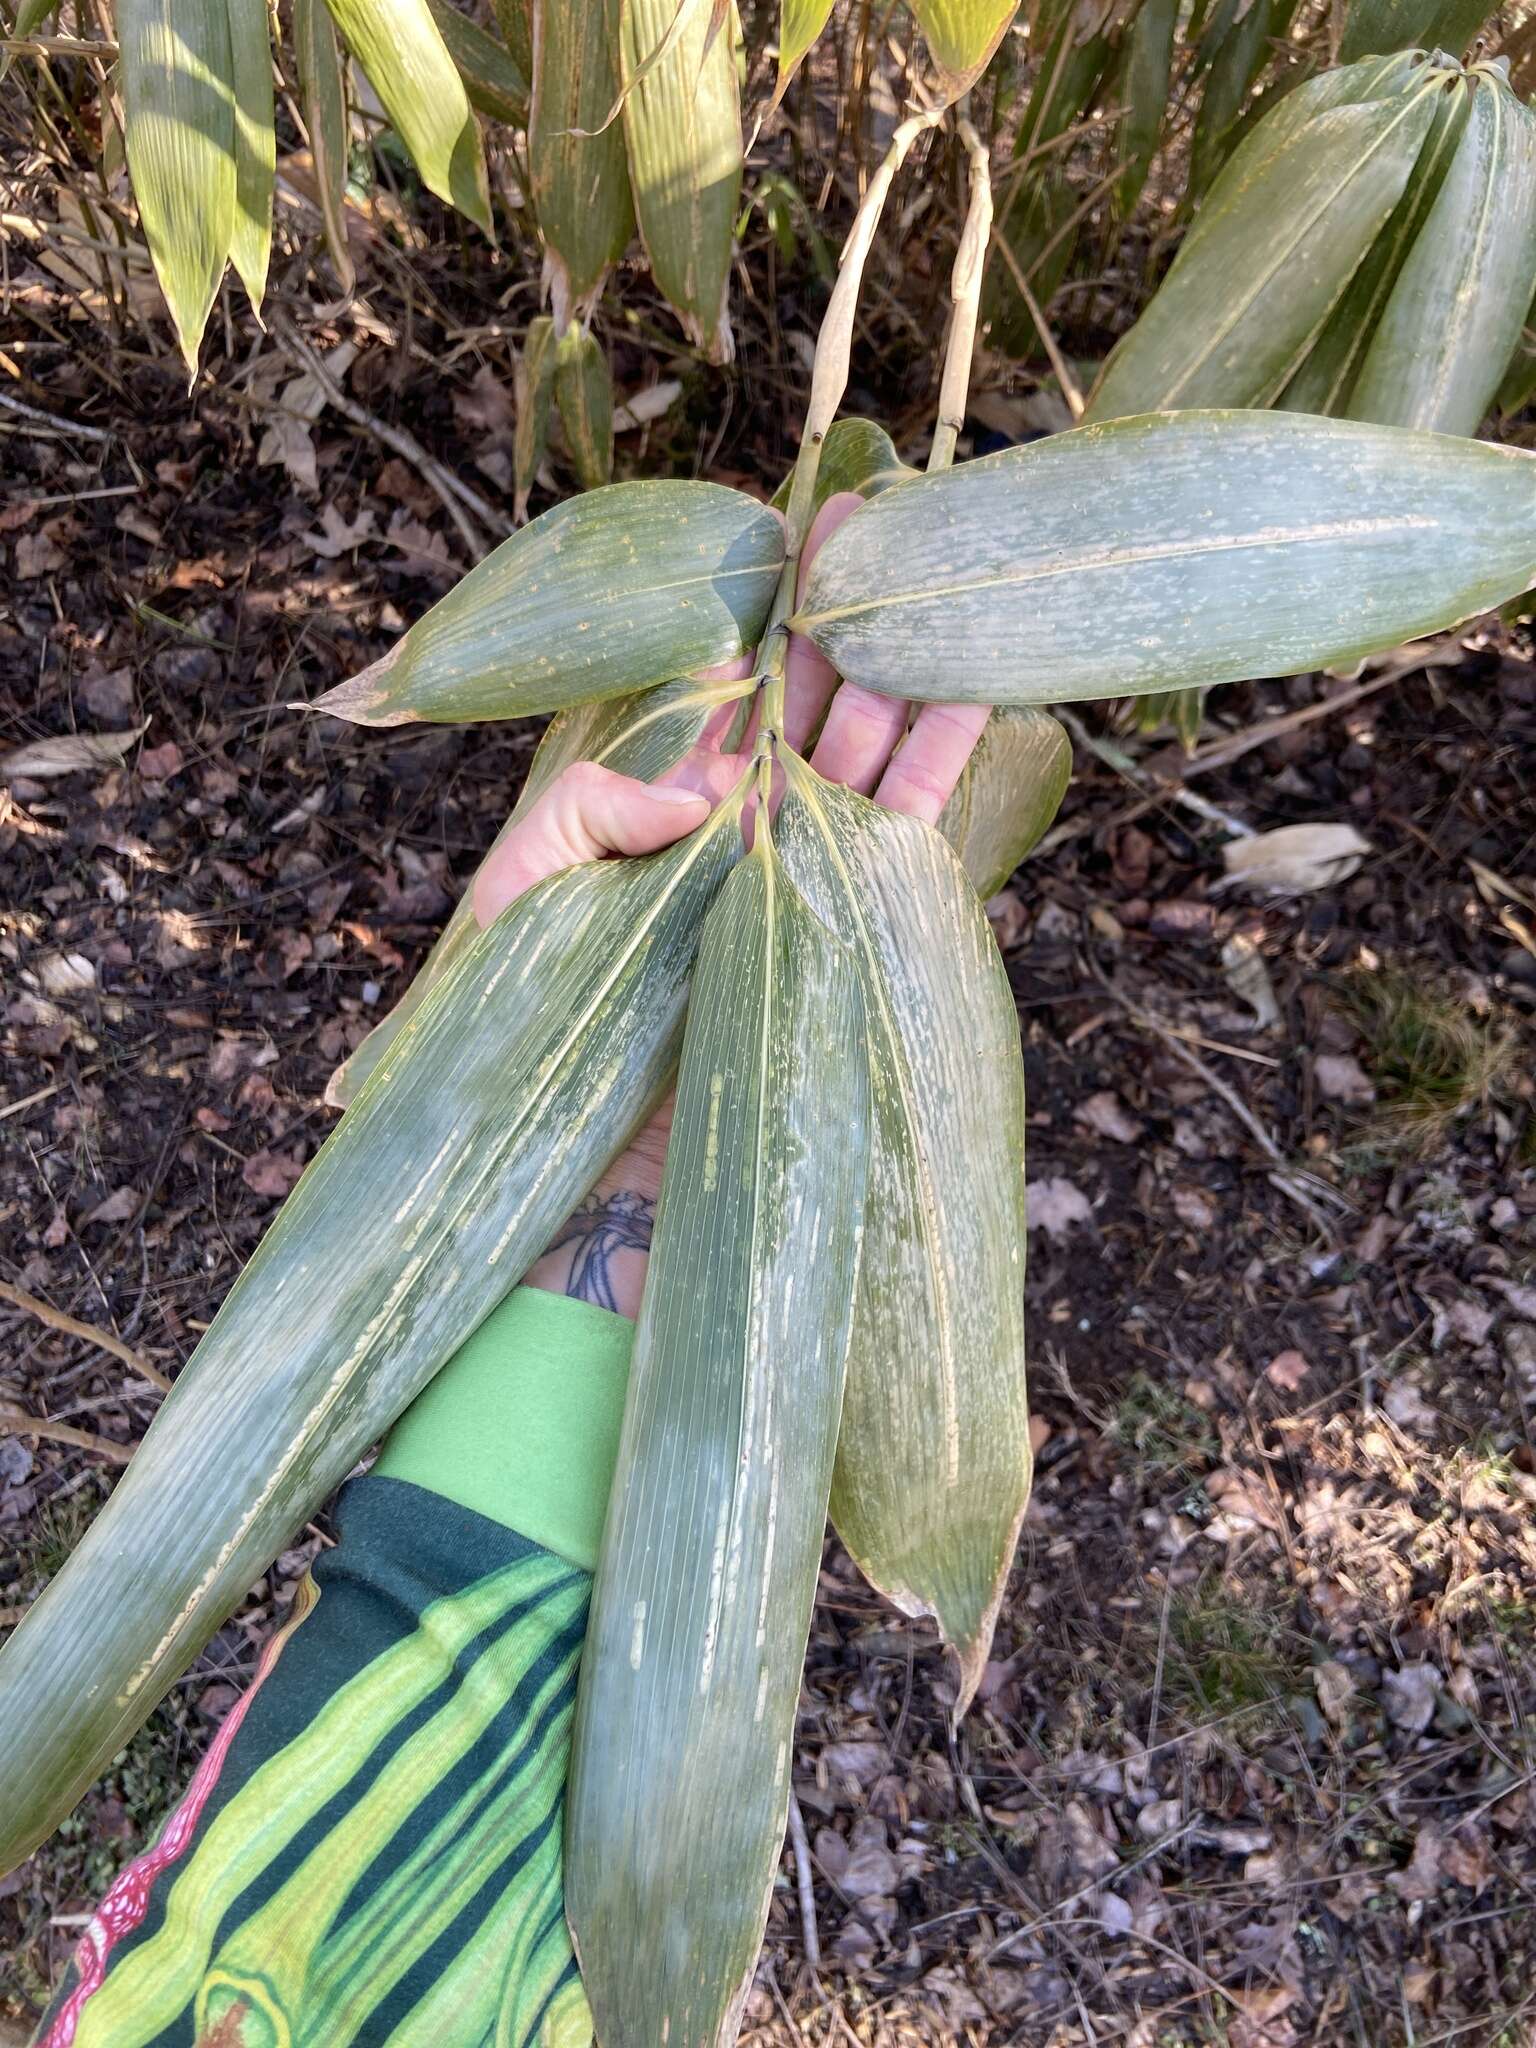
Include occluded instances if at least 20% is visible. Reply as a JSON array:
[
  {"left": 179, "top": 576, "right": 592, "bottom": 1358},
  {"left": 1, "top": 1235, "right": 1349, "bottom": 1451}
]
[{"left": 9, "top": 89, "right": 1536, "bottom": 2048}]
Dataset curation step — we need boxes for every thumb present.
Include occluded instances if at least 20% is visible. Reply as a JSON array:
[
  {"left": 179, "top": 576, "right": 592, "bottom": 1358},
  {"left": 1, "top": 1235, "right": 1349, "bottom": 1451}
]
[{"left": 473, "top": 761, "right": 709, "bottom": 928}]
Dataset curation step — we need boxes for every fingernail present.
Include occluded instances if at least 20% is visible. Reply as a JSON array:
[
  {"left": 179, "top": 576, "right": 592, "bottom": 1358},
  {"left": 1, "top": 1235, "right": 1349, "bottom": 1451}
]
[{"left": 649, "top": 786, "right": 708, "bottom": 805}]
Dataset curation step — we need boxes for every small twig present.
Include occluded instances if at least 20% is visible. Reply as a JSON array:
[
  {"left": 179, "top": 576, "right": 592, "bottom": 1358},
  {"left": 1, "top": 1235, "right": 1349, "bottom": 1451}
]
[
  {"left": 270, "top": 315, "right": 510, "bottom": 558},
  {"left": 0, "top": 1605, "right": 30, "bottom": 1631},
  {"left": 0, "top": 387, "right": 113, "bottom": 443},
  {"left": 1, "top": 34, "right": 117, "bottom": 54},
  {"left": 786, "top": 1792, "right": 822, "bottom": 1971},
  {"left": 0, "top": 1278, "right": 172, "bottom": 1394},
  {"left": 0, "top": 1406, "right": 136, "bottom": 1466},
  {"left": 928, "top": 116, "right": 992, "bottom": 475},
  {"left": 990, "top": 229, "right": 1084, "bottom": 419},
  {"left": 1053, "top": 706, "right": 1252, "bottom": 838}
]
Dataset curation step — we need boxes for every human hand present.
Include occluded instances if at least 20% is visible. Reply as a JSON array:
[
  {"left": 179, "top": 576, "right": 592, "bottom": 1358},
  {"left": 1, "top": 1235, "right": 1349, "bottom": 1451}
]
[{"left": 476, "top": 490, "right": 994, "bottom": 1316}]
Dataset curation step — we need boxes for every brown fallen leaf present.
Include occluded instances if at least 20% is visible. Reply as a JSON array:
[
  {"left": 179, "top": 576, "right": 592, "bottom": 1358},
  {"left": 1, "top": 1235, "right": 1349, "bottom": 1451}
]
[
  {"left": 1314, "top": 1052, "right": 1376, "bottom": 1105},
  {"left": 1026, "top": 1177, "right": 1093, "bottom": 1240},
  {"left": 1075, "top": 1090, "right": 1143, "bottom": 1143},
  {"left": 2, "top": 725, "right": 148, "bottom": 779},
  {"left": 242, "top": 1147, "right": 307, "bottom": 1199},
  {"left": 1264, "top": 1349, "right": 1310, "bottom": 1392}
]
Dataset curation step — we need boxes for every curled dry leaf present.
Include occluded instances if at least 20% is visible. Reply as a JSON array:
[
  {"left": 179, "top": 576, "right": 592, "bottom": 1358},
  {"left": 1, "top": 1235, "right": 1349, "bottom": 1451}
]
[
  {"left": 2, "top": 726, "right": 149, "bottom": 779},
  {"left": 1314, "top": 1051, "right": 1377, "bottom": 1104},
  {"left": 1218, "top": 822, "right": 1372, "bottom": 896},
  {"left": 1026, "top": 1176, "right": 1093, "bottom": 1240}
]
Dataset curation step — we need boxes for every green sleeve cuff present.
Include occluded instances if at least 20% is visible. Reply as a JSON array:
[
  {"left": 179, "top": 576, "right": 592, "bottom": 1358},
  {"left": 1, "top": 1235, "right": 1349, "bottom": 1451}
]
[{"left": 373, "top": 1286, "right": 633, "bottom": 1572}]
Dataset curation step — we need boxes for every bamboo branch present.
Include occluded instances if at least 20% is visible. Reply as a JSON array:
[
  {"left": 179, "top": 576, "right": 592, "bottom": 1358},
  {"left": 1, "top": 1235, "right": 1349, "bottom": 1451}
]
[
  {"left": 928, "top": 116, "right": 992, "bottom": 475},
  {"left": 0, "top": 1406, "right": 136, "bottom": 1466},
  {"left": 0, "top": 1279, "right": 172, "bottom": 1394}
]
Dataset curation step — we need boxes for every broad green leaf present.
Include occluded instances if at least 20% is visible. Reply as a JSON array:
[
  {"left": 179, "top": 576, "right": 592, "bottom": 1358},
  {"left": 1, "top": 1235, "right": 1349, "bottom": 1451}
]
[
  {"left": 0, "top": 807, "right": 746, "bottom": 1880},
  {"left": 937, "top": 706, "right": 1073, "bottom": 898},
  {"left": 226, "top": 0, "right": 274, "bottom": 310},
  {"left": 1189, "top": 0, "right": 1300, "bottom": 199},
  {"left": 1428, "top": 0, "right": 1495, "bottom": 53},
  {"left": 491, "top": 0, "right": 532, "bottom": 77},
  {"left": 769, "top": 416, "right": 915, "bottom": 514},
  {"left": 294, "top": 0, "right": 354, "bottom": 294},
  {"left": 1083, "top": 82, "right": 1439, "bottom": 418},
  {"left": 1348, "top": 67, "right": 1536, "bottom": 437},
  {"left": 426, "top": 0, "right": 529, "bottom": 125},
  {"left": 791, "top": 410, "right": 1536, "bottom": 706},
  {"left": 1281, "top": 67, "right": 1469, "bottom": 417},
  {"left": 621, "top": 0, "right": 743, "bottom": 361},
  {"left": 777, "top": 763, "right": 1030, "bottom": 1709},
  {"left": 1116, "top": 0, "right": 1178, "bottom": 212},
  {"left": 323, "top": 0, "right": 491, "bottom": 233},
  {"left": 772, "top": 0, "right": 836, "bottom": 107},
  {"left": 568, "top": 840, "right": 869, "bottom": 2048},
  {"left": 529, "top": 0, "right": 633, "bottom": 320},
  {"left": 323, "top": 674, "right": 737, "bottom": 1107},
  {"left": 513, "top": 312, "right": 558, "bottom": 522},
  {"left": 119, "top": 0, "right": 237, "bottom": 372},
  {"left": 555, "top": 325, "right": 615, "bottom": 491},
  {"left": 310, "top": 480, "right": 785, "bottom": 726},
  {"left": 1339, "top": 0, "right": 1442, "bottom": 59},
  {"left": 911, "top": 0, "right": 1018, "bottom": 99}
]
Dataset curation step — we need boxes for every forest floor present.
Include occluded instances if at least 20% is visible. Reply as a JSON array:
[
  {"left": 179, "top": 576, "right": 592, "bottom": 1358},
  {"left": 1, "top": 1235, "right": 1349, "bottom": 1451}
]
[{"left": 4, "top": 218, "right": 1536, "bottom": 2047}]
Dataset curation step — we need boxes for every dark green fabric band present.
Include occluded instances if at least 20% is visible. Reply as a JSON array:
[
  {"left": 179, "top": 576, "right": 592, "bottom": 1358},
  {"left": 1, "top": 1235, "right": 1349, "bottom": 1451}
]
[{"left": 373, "top": 1286, "right": 633, "bottom": 1571}]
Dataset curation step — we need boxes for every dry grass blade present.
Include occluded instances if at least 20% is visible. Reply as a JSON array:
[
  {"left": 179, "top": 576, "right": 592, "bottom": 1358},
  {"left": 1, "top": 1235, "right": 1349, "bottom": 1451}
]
[{"left": 568, "top": 837, "right": 870, "bottom": 2048}]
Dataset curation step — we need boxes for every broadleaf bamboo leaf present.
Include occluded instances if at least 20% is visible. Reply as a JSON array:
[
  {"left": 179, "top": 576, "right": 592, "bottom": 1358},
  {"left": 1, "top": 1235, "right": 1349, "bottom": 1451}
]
[
  {"left": 1280, "top": 68, "right": 1470, "bottom": 417},
  {"left": 620, "top": 0, "right": 742, "bottom": 361},
  {"left": 769, "top": 416, "right": 915, "bottom": 514},
  {"left": 1084, "top": 82, "right": 1439, "bottom": 418},
  {"left": 323, "top": 675, "right": 739, "bottom": 1106},
  {"left": 772, "top": 0, "right": 836, "bottom": 107},
  {"left": 554, "top": 326, "right": 616, "bottom": 491},
  {"left": 910, "top": 0, "right": 1019, "bottom": 99},
  {"left": 937, "top": 706, "right": 1073, "bottom": 898},
  {"left": 118, "top": 0, "right": 237, "bottom": 372},
  {"left": 791, "top": 410, "right": 1536, "bottom": 705},
  {"left": 0, "top": 807, "right": 747, "bottom": 1880},
  {"left": 426, "top": 0, "right": 530, "bottom": 125},
  {"left": 1339, "top": 0, "right": 1443, "bottom": 59},
  {"left": 323, "top": 0, "right": 492, "bottom": 233},
  {"left": 1116, "top": 0, "right": 1178, "bottom": 212},
  {"left": 294, "top": 0, "right": 354, "bottom": 293},
  {"left": 226, "top": 0, "right": 275, "bottom": 310},
  {"left": 530, "top": 0, "right": 633, "bottom": 322},
  {"left": 513, "top": 313, "right": 559, "bottom": 522},
  {"left": 310, "top": 481, "right": 785, "bottom": 726},
  {"left": 1347, "top": 67, "right": 1536, "bottom": 437},
  {"left": 776, "top": 763, "right": 1030, "bottom": 1709},
  {"left": 491, "top": 0, "right": 532, "bottom": 78},
  {"left": 568, "top": 840, "right": 870, "bottom": 2048}
]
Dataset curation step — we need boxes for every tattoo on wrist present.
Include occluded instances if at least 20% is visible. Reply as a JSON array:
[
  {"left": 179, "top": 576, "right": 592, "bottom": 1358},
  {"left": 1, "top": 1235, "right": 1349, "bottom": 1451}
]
[{"left": 542, "top": 1191, "right": 656, "bottom": 1311}]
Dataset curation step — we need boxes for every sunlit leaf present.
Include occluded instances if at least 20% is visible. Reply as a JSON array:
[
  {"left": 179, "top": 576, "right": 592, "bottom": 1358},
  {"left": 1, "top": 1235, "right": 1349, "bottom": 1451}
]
[
  {"left": 568, "top": 838, "right": 869, "bottom": 2048},
  {"left": 310, "top": 481, "right": 785, "bottom": 726},
  {"left": 792, "top": 410, "right": 1536, "bottom": 705},
  {"left": 226, "top": 0, "right": 274, "bottom": 310},
  {"left": 910, "top": 0, "right": 1018, "bottom": 99},
  {"left": 772, "top": 0, "right": 836, "bottom": 107},
  {"left": 778, "top": 762, "right": 1031, "bottom": 1710},
  {"left": 0, "top": 807, "right": 747, "bottom": 1879}
]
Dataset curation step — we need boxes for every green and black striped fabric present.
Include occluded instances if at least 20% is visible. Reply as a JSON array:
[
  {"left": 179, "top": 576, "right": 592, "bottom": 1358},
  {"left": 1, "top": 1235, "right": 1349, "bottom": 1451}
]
[{"left": 31, "top": 1477, "right": 596, "bottom": 2048}]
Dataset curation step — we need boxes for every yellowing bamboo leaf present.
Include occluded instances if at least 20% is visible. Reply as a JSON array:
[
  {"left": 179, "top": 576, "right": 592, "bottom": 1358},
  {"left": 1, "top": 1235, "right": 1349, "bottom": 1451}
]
[
  {"left": 1084, "top": 81, "right": 1439, "bottom": 418},
  {"left": 776, "top": 762, "right": 1031, "bottom": 1711},
  {"left": 310, "top": 480, "right": 785, "bottom": 726},
  {"left": 554, "top": 325, "right": 615, "bottom": 491},
  {"left": 323, "top": 674, "right": 741, "bottom": 1106},
  {"left": 1348, "top": 67, "right": 1536, "bottom": 437},
  {"left": 293, "top": 0, "right": 354, "bottom": 293},
  {"left": 910, "top": 0, "right": 1018, "bottom": 99},
  {"left": 513, "top": 312, "right": 558, "bottom": 521},
  {"left": 792, "top": 411, "right": 1536, "bottom": 707},
  {"left": 118, "top": 0, "right": 237, "bottom": 371},
  {"left": 426, "top": 0, "right": 529, "bottom": 125},
  {"left": 491, "top": 0, "right": 532, "bottom": 77},
  {"left": 0, "top": 804, "right": 746, "bottom": 1881},
  {"left": 226, "top": 0, "right": 275, "bottom": 310},
  {"left": 530, "top": 0, "right": 633, "bottom": 323},
  {"left": 620, "top": 0, "right": 742, "bottom": 361},
  {"left": 772, "top": 0, "right": 836, "bottom": 107},
  {"left": 937, "top": 706, "right": 1072, "bottom": 899},
  {"left": 568, "top": 840, "right": 870, "bottom": 2048},
  {"left": 323, "top": 0, "right": 491, "bottom": 233}
]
